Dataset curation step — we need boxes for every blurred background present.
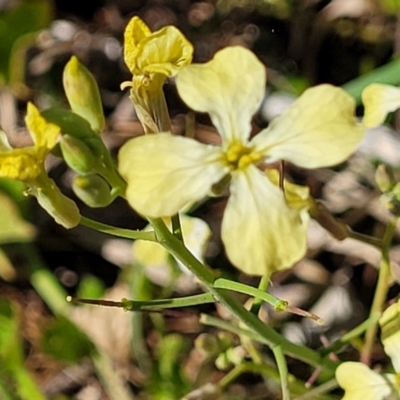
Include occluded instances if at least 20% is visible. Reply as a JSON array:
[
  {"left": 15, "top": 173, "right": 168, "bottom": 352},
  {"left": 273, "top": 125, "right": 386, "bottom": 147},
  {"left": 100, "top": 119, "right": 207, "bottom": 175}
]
[{"left": 1, "top": 1, "right": 400, "bottom": 399}]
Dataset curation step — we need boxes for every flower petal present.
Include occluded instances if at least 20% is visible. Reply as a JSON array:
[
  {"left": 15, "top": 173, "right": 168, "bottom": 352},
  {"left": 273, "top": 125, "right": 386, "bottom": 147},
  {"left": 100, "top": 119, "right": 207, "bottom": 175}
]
[
  {"left": 380, "top": 299, "right": 400, "bottom": 372},
  {"left": 124, "top": 16, "right": 152, "bottom": 73},
  {"left": 0, "top": 129, "right": 12, "bottom": 151},
  {"left": 118, "top": 134, "right": 229, "bottom": 217},
  {"left": 252, "top": 85, "right": 364, "bottom": 168},
  {"left": 362, "top": 84, "right": 400, "bottom": 128},
  {"left": 0, "top": 148, "right": 41, "bottom": 180},
  {"left": 176, "top": 46, "right": 266, "bottom": 145},
  {"left": 137, "top": 26, "right": 193, "bottom": 76},
  {"left": 221, "top": 165, "right": 308, "bottom": 276},
  {"left": 336, "top": 362, "right": 395, "bottom": 400},
  {"left": 25, "top": 103, "right": 60, "bottom": 152}
]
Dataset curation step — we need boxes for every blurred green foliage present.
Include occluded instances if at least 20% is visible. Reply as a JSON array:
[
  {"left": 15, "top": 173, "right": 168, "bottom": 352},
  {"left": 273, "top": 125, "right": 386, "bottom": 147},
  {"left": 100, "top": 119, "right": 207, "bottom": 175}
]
[{"left": 0, "top": 0, "right": 52, "bottom": 86}]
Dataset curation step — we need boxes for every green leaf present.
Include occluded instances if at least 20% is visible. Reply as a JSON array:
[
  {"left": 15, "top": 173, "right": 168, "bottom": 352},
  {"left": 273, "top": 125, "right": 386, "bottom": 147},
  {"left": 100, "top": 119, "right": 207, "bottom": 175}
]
[
  {"left": 0, "top": 299, "right": 46, "bottom": 400},
  {"left": 147, "top": 334, "right": 191, "bottom": 400},
  {"left": 40, "top": 315, "right": 97, "bottom": 363}
]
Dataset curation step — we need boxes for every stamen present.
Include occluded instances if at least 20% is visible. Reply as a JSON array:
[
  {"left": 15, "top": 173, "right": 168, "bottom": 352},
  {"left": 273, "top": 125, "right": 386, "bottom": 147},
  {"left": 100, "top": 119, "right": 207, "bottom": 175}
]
[{"left": 224, "top": 142, "right": 262, "bottom": 170}]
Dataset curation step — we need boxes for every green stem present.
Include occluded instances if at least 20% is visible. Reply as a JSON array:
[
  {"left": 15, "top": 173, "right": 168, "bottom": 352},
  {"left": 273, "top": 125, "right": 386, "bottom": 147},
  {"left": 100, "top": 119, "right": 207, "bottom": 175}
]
[
  {"left": 99, "top": 166, "right": 127, "bottom": 197},
  {"left": 218, "top": 362, "right": 272, "bottom": 390},
  {"left": 250, "top": 275, "right": 269, "bottom": 315},
  {"left": 293, "top": 379, "right": 338, "bottom": 400},
  {"left": 213, "top": 277, "right": 287, "bottom": 311},
  {"left": 71, "top": 292, "right": 216, "bottom": 311},
  {"left": 320, "top": 312, "right": 381, "bottom": 357},
  {"left": 216, "top": 359, "right": 336, "bottom": 400},
  {"left": 360, "top": 216, "right": 397, "bottom": 364},
  {"left": 80, "top": 216, "right": 156, "bottom": 241},
  {"left": 272, "top": 345, "right": 290, "bottom": 400},
  {"left": 171, "top": 214, "right": 183, "bottom": 241},
  {"left": 150, "top": 218, "right": 337, "bottom": 371},
  {"left": 348, "top": 229, "right": 383, "bottom": 249}
]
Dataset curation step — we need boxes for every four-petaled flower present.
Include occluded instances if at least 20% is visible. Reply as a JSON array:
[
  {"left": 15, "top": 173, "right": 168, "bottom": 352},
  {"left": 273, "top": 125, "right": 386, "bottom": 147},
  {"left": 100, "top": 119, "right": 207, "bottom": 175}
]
[
  {"left": 118, "top": 46, "right": 365, "bottom": 276},
  {"left": 0, "top": 103, "right": 80, "bottom": 228},
  {"left": 336, "top": 300, "right": 400, "bottom": 400},
  {"left": 0, "top": 102, "right": 59, "bottom": 181}
]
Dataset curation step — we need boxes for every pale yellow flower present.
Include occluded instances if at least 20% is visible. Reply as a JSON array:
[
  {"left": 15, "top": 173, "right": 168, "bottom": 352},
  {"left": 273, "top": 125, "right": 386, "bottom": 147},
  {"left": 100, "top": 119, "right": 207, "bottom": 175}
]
[
  {"left": 123, "top": 16, "right": 193, "bottom": 85},
  {"left": 362, "top": 84, "right": 400, "bottom": 128},
  {"left": 0, "top": 103, "right": 59, "bottom": 181},
  {"left": 121, "top": 16, "right": 193, "bottom": 132},
  {"left": 336, "top": 300, "right": 400, "bottom": 400},
  {"left": 118, "top": 46, "right": 364, "bottom": 276},
  {"left": 0, "top": 103, "right": 80, "bottom": 228}
]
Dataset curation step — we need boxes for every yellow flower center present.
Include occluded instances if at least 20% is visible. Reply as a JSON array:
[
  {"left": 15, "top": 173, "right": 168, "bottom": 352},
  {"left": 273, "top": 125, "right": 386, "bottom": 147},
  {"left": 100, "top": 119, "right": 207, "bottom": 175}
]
[{"left": 225, "top": 142, "right": 262, "bottom": 170}]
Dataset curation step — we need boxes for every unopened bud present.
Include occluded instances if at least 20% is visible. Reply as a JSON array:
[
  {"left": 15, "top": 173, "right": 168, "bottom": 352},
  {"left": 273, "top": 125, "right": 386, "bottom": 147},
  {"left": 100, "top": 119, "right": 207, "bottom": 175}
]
[
  {"left": 380, "top": 183, "right": 400, "bottom": 216},
  {"left": 375, "top": 164, "right": 395, "bottom": 193},
  {"left": 73, "top": 174, "right": 112, "bottom": 208},
  {"left": 63, "top": 56, "right": 105, "bottom": 133},
  {"left": 30, "top": 175, "right": 80, "bottom": 228},
  {"left": 194, "top": 333, "right": 219, "bottom": 357},
  {"left": 60, "top": 134, "right": 97, "bottom": 175}
]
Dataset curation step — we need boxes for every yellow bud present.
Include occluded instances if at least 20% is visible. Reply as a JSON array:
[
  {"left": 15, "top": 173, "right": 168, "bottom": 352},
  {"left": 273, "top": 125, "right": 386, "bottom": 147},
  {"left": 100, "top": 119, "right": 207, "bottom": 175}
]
[
  {"left": 72, "top": 175, "right": 112, "bottom": 208},
  {"left": 63, "top": 56, "right": 105, "bottom": 133},
  {"left": 60, "top": 134, "right": 97, "bottom": 175}
]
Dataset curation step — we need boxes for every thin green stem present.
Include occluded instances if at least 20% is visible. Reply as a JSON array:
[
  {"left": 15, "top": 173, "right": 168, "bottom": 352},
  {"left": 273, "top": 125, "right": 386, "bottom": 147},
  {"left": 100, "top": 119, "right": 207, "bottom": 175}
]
[
  {"left": 348, "top": 229, "right": 383, "bottom": 249},
  {"left": 80, "top": 216, "right": 156, "bottom": 241},
  {"left": 218, "top": 362, "right": 272, "bottom": 390},
  {"left": 213, "top": 277, "right": 287, "bottom": 310},
  {"left": 70, "top": 292, "right": 216, "bottom": 311},
  {"left": 149, "top": 218, "right": 337, "bottom": 371},
  {"left": 218, "top": 361, "right": 336, "bottom": 400},
  {"left": 293, "top": 379, "right": 338, "bottom": 400},
  {"left": 360, "top": 216, "right": 398, "bottom": 364},
  {"left": 272, "top": 345, "right": 290, "bottom": 400},
  {"left": 320, "top": 312, "right": 380, "bottom": 357},
  {"left": 250, "top": 275, "right": 269, "bottom": 315}
]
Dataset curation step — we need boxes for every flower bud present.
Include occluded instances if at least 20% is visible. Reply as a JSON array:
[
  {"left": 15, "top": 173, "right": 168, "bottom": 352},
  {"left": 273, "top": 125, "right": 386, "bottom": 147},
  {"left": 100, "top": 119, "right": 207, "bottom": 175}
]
[
  {"left": 380, "top": 183, "right": 400, "bottom": 216},
  {"left": 72, "top": 174, "right": 112, "bottom": 208},
  {"left": 30, "top": 175, "right": 81, "bottom": 229},
  {"left": 375, "top": 164, "right": 395, "bottom": 193},
  {"left": 60, "top": 134, "right": 97, "bottom": 175},
  {"left": 194, "top": 333, "right": 219, "bottom": 357},
  {"left": 63, "top": 56, "right": 105, "bottom": 133}
]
